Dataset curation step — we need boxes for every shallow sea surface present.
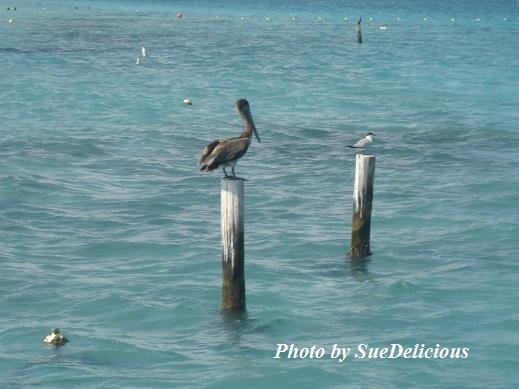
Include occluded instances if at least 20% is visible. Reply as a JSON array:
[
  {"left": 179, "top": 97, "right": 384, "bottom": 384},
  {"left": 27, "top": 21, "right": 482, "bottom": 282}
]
[{"left": 1, "top": 0, "right": 518, "bottom": 387}]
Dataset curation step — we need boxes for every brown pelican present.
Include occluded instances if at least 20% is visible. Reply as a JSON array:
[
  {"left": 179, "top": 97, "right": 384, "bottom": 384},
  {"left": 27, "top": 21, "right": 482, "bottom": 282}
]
[
  {"left": 199, "top": 99, "right": 261, "bottom": 178},
  {"left": 348, "top": 132, "right": 375, "bottom": 148}
]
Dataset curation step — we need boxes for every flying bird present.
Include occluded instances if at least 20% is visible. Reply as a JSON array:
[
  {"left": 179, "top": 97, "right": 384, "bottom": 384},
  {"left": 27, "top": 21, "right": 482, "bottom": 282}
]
[
  {"left": 200, "top": 99, "right": 261, "bottom": 178},
  {"left": 348, "top": 132, "right": 374, "bottom": 148}
]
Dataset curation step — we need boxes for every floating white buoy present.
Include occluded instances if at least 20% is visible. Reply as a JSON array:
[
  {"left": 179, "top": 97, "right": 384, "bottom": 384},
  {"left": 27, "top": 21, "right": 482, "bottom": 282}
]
[
  {"left": 343, "top": 17, "right": 348, "bottom": 21},
  {"left": 380, "top": 25, "right": 387, "bottom": 31},
  {"left": 240, "top": 16, "right": 245, "bottom": 20},
  {"left": 369, "top": 17, "right": 373, "bottom": 21},
  {"left": 183, "top": 98, "right": 192, "bottom": 106},
  {"left": 43, "top": 328, "right": 68, "bottom": 346},
  {"left": 503, "top": 17, "right": 507, "bottom": 21},
  {"left": 423, "top": 17, "right": 428, "bottom": 21},
  {"left": 141, "top": 47, "right": 148, "bottom": 57},
  {"left": 450, "top": 17, "right": 455, "bottom": 22},
  {"left": 317, "top": 16, "right": 323, "bottom": 21},
  {"left": 265, "top": 17, "right": 271, "bottom": 21},
  {"left": 476, "top": 17, "right": 480, "bottom": 22},
  {"left": 8, "top": 18, "right": 14, "bottom": 24},
  {"left": 396, "top": 17, "right": 400, "bottom": 21},
  {"left": 290, "top": 17, "right": 296, "bottom": 21}
]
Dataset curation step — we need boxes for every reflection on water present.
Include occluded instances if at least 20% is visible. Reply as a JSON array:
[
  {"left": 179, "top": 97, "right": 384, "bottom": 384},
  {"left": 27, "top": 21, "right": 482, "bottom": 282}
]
[
  {"left": 347, "top": 257, "right": 374, "bottom": 282},
  {"left": 219, "top": 309, "right": 250, "bottom": 346}
]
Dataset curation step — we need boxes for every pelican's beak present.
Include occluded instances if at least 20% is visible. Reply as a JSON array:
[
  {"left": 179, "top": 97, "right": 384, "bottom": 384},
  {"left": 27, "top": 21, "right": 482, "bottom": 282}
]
[
  {"left": 240, "top": 102, "right": 261, "bottom": 143},
  {"left": 253, "top": 125, "right": 261, "bottom": 143},
  {"left": 246, "top": 109, "right": 260, "bottom": 143}
]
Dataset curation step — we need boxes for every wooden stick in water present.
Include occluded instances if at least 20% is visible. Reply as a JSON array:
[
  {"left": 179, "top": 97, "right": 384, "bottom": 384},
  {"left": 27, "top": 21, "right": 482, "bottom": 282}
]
[
  {"left": 348, "top": 154, "right": 375, "bottom": 257},
  {"left": 221, "top": 178, "right": 246, "bottom": 311}
]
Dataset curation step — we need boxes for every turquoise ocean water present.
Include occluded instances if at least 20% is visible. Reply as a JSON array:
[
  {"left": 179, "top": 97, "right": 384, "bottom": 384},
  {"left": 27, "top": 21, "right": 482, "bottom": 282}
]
[{"left": 1, "top": 0, "right": 518, "bottom": 387}]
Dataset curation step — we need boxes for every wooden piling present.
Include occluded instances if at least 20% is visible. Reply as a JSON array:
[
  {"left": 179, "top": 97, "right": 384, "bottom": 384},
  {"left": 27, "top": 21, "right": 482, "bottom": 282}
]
[
  {"left": 348, "top": 154, "right": 375, "bottom": 257},
  {"left": 356, "top": 19, "right": 363, "bottom": 44},
  {"left": 221, "top": 178, "right": 245, "bottom": 311}
]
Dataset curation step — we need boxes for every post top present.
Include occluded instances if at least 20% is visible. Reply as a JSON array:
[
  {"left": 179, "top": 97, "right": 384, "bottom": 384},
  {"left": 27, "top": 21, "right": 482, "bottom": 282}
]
[
  {"left": 221, "top": 176, "right": 247, "bottom": 181},
  {"left": 356, "top": 154, "right": 376, "bottom": 160}
]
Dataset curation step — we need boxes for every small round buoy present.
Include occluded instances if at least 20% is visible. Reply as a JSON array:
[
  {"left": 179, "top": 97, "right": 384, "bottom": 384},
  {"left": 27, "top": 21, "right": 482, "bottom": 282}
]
[
  {"left": 450, "top": 17, "right": 455, "bottom": 22},
  {"left": 265, "top": 17, "right": 271, "bottom": 21},
  {"left": 369, "top": 17, "right": 373, "bottom": 21},
  {"left": 396, "top": 17, "right": 400, "bottom": 21},
  {"left": 317, "top": 16, "right": 323, "bottom": 21},
  {"left": 476, "top": 17, "right": 480, "bottom": 22},
  {"left": 43, "top": 328, "right": 68, "bottom": 346},
  {"left": 240, "top": 16, "right": 245, "bottom": 20},
  {"left": 8, "top": 18, "right": 14, "bottom": 24},
  {"left": 423, "top": 17, "right": 428, "bottom": 21},
  {"left": 183, "top": 98, "right": 192, "bottom": 106},
  {"left": 503, "top": 17, "right": 507, "bottom": 21},
  {"left": 343, "top": 17, "right": 348, "bottom": 21}
]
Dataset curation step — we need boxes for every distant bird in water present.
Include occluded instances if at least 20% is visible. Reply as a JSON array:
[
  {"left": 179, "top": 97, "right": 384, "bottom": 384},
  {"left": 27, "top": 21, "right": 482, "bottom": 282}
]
[
  {"left": 141, "top": 47, "right": 148, "bottom": 57},
  {"left": 200, "top": 99, "right": 261, "bottom": 178},
  {"left": 348, "top": 132, "right": 375, "bottom": 149}
]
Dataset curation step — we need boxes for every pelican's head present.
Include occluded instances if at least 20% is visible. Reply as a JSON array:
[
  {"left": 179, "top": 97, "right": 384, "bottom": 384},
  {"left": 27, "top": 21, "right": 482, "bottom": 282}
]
[
  {"left": 236, "top": 98, "right": 261, "bottom": 143},
  {"left": 367, "top": 132, "right": 374, "bottom": 137}
]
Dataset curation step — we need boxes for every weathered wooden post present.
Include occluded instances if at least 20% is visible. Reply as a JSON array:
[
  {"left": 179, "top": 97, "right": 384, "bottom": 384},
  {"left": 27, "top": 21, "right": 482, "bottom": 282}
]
[
  {"left": 221, "top": 178, "right": 245, "bottom": 311},
  {"left": 348, "top": 154, "right": 375, "bottom": 257},
  {"left": 356, "top": 17, "right": 363, "bottom": 44}
]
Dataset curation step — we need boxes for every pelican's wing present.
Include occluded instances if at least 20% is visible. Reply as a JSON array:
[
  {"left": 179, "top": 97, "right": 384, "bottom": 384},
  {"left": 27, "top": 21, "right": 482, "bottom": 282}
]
[
  {"left": 200, "top": 140, "right": 221, "bottom": 164},
  {"left": 205, "top": 138, "right": 248, "bottom": 169}
]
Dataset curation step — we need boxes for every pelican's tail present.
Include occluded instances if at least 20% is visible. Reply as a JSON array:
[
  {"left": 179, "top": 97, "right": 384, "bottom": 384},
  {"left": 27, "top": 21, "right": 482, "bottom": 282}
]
[{"left": 347, "top": 145, "right": 356, "bottom": 148}]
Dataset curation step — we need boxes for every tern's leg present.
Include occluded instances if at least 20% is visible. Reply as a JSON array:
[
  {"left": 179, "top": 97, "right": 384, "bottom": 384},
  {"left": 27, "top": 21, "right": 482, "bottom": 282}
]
[
  {"left": 223, "top": 168, "right": 229, "bottom": 177},
  {"left": 231, "top": 166, "right": 236, "bottom": 177}
]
